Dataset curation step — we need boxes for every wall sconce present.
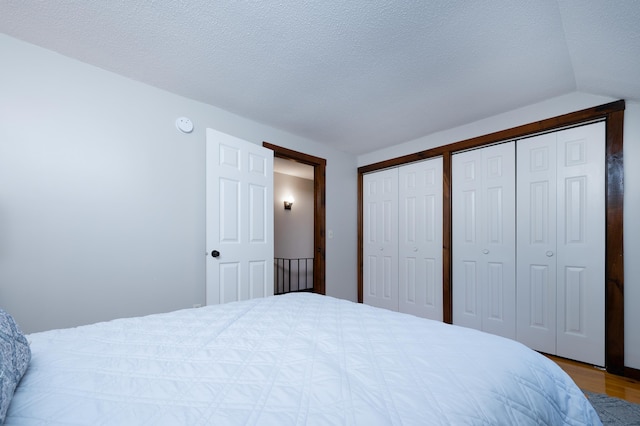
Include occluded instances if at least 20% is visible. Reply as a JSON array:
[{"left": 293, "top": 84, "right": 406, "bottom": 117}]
[{"left": 284, "top": 196, "right": 294, "bottom": 210}]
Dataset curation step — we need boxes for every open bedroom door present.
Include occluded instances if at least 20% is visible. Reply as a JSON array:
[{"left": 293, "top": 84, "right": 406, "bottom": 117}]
[{"left": 206, "top": 129, "right": 274, "bottom": 305}]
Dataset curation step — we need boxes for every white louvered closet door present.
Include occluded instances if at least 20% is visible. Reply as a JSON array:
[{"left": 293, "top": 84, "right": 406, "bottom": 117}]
[
  {"left": 363, "top": 168, "right": 399, "bottom": 312},
  {"left": 452, "top": 142, "right": 516, "bottom": 339},
  {"left": 517, "top": 122, "right": 605, "bottom": 366},
  {"left": 398, "top": 158, "right": 443, "bottom": 321}
]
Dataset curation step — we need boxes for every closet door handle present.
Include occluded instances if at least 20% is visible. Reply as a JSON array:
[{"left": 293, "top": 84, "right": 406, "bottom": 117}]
[
  {"left": 546, "top": 251, "right": 554, "bottom": 257},
  {"left": 482, "top": 249, "right": 489, "bottom": 255}
]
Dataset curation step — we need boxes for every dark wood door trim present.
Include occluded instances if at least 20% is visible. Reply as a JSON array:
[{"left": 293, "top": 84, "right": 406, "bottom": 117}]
[
  {"left": 263, "top": 142, "right": 327, "bottom": 295},
  {"left": 357, "top": 171, "right": 363, "bottom": 304},
  {"left": 605, "top": 108, "right": 625, "bottom": 375},
  {"left": 357, "top": 100, "right": 625, "bottom": 375}
]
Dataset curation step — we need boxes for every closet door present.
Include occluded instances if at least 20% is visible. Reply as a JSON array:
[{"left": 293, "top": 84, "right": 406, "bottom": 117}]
[
  {"left": 363, "top": 168, "right": 399, "bottom": 312},
  {"left": 555, "top": 123, "right": 605, "bottom": 366},
  {"left": 516, "top": 132, "right": 558, "bottom": 354},
  {"left": 398, "top": 158, "right": 443, "bottom": 320},
  {"left": 452, "top": 142, "right": 516, "bottom": 339},
  {"left": 517, "top": 122, "right": 605, "bottom": 366}
]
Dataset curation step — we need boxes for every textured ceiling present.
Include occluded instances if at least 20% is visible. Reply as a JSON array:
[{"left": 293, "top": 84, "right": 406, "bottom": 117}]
[{"left": 1, "top": 1, "right": 639, "bottom": 155}]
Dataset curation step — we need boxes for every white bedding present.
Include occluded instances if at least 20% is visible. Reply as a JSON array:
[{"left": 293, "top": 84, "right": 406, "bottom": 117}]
[{"left": 6, "top": 293, "right": 600, "bottom": 425}]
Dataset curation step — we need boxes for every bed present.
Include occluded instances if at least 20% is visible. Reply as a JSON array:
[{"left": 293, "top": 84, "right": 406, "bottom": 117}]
[{"left": 3, "top": 292, "right": 601, "bottom": 425}]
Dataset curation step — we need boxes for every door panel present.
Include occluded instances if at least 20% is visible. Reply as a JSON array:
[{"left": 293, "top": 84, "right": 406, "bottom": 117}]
[
  {"left": 206, "top": 129, "right": 274, "bottom": 305},
  {"left": 481, "top": 143, "right": 516, "bottom": 339},
  {"left": 487, "top": 262, "right": 504, "bottom": 320},
  {"left": 462, "top": 261, "right": 478, "bottom": 316},
  {"left": 564, "top": 266, "right": 586, "bottom": 334},
  {"left": 462, "top": 190, "right": 477, "bottom": 243},
  {"left": 363, "top": 169, "right": 399, "bottom": 311},
  {"left": 529, "top": 265, "right": 551, "bottom": 327},
  {"left": 249, "top": 184, "right": 267, "bottom": 242},
  {"left": 555, "top": 122, "right": 605, "bottom": 366},
  {"left": 220, "top": 263, "right": 240, "bottom": 304},
  {"left": 517, "top": 132, "right": 557, "bottom": 354},
  {"left": 249, "top": 261, "right": 267, "bottom": 299},
  {"left": 398, "top": 158, "right": 443, "bottom": 320},
  {"left": 453, "top": 151, "right": 483, "bottom": 330},
  {"left": 453, "top": 143, "right": 515, "bottom": 338},
  {"left": 220, "top": 178, "right": 240, "bottom": 242}
]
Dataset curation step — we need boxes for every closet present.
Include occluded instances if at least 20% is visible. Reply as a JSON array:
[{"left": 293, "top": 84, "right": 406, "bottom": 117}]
[
  {"left": 363, "top": 157, "right": 443, "bottom": 321},
  {"left": 358, "top": 101, "right": 624, "bottom": 373},
  {"left": 451, "top": 122, "right": 605, "bottom": 366}
]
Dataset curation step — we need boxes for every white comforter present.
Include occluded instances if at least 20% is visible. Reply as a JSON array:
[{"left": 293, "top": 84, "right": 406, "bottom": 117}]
[{"left": 6, "top": 293, "right": 600, "bottom": 425}]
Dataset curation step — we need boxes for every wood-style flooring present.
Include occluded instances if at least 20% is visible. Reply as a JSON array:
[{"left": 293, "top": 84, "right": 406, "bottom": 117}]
[{"left": 546, "top": 355, "right": 640, "bottom": 404}]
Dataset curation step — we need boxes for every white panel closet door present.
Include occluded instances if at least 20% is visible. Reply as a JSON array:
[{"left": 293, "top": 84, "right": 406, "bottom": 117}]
[
  {"left": 398, "top": 158, "right": 443, "bottom": 321},
  {"left": 516, "top": 122, "right": 605, "bottom": 366},
  {"left": 516, "top": 132, "right": 558, "bottom": 355},
  {"left": 363, "top": 168, "right": 399, "bottom": 312},
  {"left": 555, "top": 123, "right": 605, "bottom": 366},
  {"left": 452, "top": 142, "right": 516, "bottom": 339},
  {"left": 452, "top": 149, "right": 483, "bottom": 330}
]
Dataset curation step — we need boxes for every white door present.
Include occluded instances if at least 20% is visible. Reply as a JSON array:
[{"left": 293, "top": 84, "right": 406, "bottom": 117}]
[
  {"left": 555, "top": 123, "right": 605, "bottom": 366},
  {"left": 363, "top": 168, "right": 399, "bottom": 312},
  {"left": 452, "top": 142, "right": 516, "bottom": 339},
  {"left": 517, "top": 122, "right": 605, "bottom": 366},
  {"left": 206, "top": 129, "right": 274, "bottom": 305},
  {"left": 398, "top": 158, "right": 443, "bottom": 320},
  {"left": 516, "top": 132, "right": 558, "bottom": 355},
  {"left": 452, "top": 149, "right": 483, "bottom": 330}
]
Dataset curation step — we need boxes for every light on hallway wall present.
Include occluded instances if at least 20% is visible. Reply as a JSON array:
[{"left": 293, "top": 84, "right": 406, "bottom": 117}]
[{"left": 284, "top": 195, "right": 294, "bottom": 210}]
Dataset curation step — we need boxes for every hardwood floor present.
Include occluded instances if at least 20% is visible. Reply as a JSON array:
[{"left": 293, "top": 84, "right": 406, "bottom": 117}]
[{"left": 546, "top": 355, "right": 640, "bottom": 404}]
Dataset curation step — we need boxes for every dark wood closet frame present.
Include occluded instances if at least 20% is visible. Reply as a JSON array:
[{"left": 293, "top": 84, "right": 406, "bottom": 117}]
[
  {"left": 357, "top": 100, "right": 628, "bottom": 377},
  {"left": 263, "top": 142, "right": 327, "bottom": 295}
]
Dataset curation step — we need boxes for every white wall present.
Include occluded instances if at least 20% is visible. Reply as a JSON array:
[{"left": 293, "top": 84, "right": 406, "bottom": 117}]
[
  {"left": 358, "top": 92, "right": 618, "bottom": 167},
  {"left": 274, "top": 173, "right": 314, "bottom": 260},
  {"left": 274, "top": 173, "right": 314, "bottom": 293},
  {"left": 0, "top": 34, "right": 358, "bottom": 333},
  {"left": 358, "top": 94, "right": 640, "bottom": 370}
]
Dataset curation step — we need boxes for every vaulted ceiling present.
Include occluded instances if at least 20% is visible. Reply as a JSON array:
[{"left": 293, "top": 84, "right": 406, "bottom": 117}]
[{"left": 1, "top": 1, "right": 639, "bottom": 155}]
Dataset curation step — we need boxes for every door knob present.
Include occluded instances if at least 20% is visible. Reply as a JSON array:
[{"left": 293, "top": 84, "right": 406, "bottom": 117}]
[
  {"left": 211, "top": 250, "right": 220, "bottom": 258},
  {"left": 546, "top": 251, "right": 554, "bottom": 257},
  {"left": 482, "top": 249, "right": 489, "bottom": 254}
]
